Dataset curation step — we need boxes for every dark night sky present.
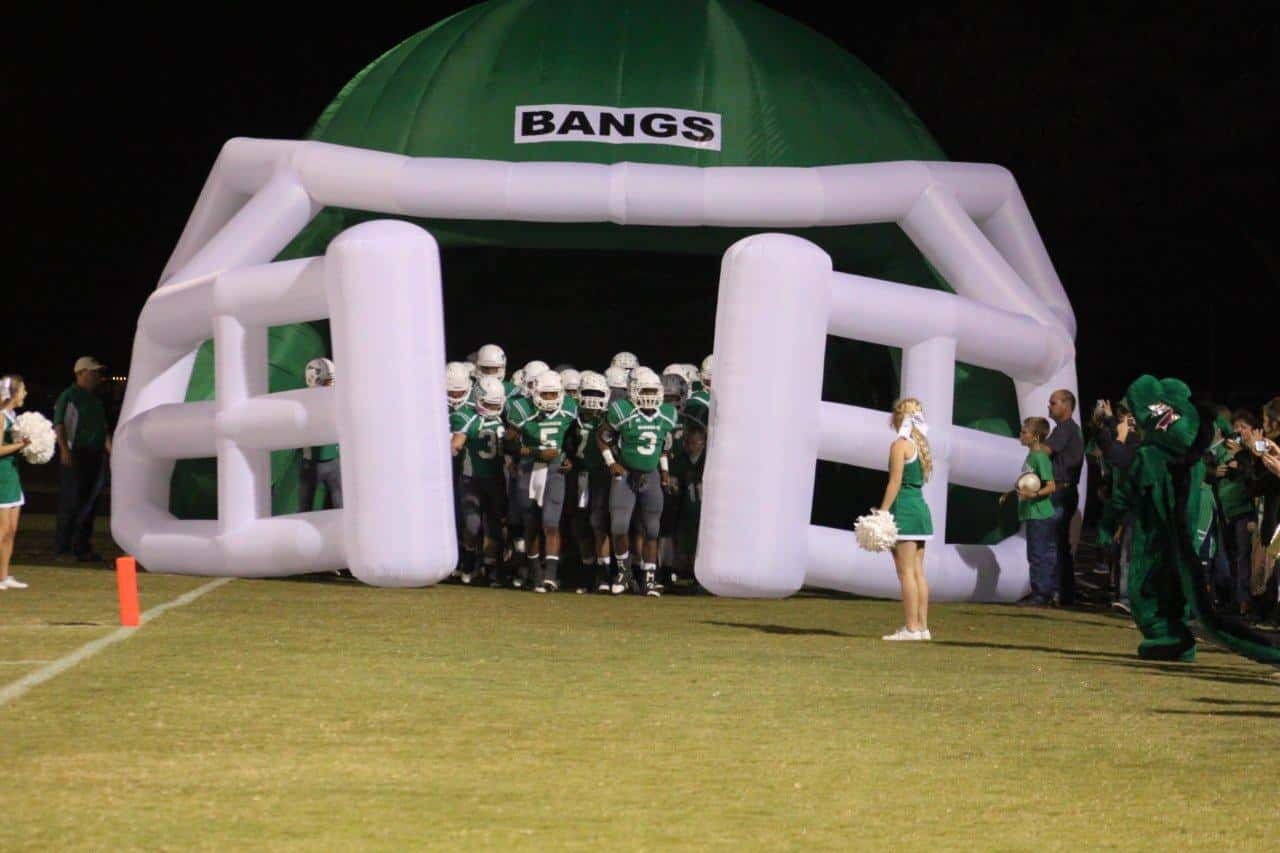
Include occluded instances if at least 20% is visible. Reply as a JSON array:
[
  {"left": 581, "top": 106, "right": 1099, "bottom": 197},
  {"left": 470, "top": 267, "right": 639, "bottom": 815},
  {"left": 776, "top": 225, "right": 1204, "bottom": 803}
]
[{"left": 6, "top": 2, "right": 1277, "bottom": 411}]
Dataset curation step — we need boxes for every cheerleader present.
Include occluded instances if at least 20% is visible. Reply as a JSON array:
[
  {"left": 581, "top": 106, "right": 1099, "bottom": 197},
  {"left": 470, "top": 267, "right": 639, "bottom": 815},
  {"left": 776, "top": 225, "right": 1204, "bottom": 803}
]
[
  {"left": 0, "top": 375, "right": 31, "bottom": 590},
  {"left": 878, "top": 398, "right": 934, "bottom": 641}
]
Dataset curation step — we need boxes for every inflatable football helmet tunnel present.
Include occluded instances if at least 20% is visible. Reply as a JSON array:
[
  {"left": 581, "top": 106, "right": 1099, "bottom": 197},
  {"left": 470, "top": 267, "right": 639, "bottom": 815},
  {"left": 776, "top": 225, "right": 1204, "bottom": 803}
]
[{"left": 113, "top": 0, "right": 1079, "bottom": 597}]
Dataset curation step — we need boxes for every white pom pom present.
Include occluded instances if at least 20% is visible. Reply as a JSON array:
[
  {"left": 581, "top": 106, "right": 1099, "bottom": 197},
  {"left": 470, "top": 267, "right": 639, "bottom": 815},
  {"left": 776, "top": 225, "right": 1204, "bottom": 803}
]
[
  {"left": 854, "top": 508, "right": 899, "bottom": 552},
  {"left": 14, "top": 412, "right": 57, "bottom": 464}
]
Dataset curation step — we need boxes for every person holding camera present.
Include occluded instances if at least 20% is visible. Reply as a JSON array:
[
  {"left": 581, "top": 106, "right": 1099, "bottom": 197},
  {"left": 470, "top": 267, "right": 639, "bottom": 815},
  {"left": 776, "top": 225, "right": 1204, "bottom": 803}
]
[
  {"left": 1091, "top": 399, "right": 1140, "bottom": 614},
  {"left": 1225, "top": 405, "right": 1280, "bottom": 624}
]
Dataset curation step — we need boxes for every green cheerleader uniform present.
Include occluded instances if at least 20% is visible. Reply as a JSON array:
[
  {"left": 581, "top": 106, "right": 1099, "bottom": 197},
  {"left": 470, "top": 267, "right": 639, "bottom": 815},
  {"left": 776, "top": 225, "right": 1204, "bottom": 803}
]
[
  {"left": 0, "top": 411, "right": 24, "bottom": 509},
  {"left": 891, "top": 441, "right": 932, "bottom": 540}
]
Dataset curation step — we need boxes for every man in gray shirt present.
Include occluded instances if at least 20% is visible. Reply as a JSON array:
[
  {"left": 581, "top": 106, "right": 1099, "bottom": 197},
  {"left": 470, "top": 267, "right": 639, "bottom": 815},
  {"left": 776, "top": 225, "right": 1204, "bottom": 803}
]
[{"left": 1043, "top": 389, "right": 1084, "bottom": 605}]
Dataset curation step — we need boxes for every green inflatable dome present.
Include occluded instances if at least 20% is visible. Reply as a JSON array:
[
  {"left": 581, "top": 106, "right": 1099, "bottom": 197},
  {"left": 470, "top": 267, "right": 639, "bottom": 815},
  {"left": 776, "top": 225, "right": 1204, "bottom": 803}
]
[{"left": 174, "top": 0, "right": 1020, "bottom": 543}]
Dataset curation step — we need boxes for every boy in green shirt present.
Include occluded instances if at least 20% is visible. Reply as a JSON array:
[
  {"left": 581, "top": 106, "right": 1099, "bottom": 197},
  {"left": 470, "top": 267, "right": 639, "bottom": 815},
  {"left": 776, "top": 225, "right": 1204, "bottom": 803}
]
[{"left": 1001, "top": 417, "right": 1057, "bottom": 605}]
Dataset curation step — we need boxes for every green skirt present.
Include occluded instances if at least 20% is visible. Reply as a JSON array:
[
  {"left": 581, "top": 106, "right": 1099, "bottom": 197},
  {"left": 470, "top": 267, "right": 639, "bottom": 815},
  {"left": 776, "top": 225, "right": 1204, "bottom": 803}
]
[
  {"left": 891, "top": 489, "right": 933, "bottom": 540},
  {"left": 0, "top": 457, "right": 23, "bottom": 508}
]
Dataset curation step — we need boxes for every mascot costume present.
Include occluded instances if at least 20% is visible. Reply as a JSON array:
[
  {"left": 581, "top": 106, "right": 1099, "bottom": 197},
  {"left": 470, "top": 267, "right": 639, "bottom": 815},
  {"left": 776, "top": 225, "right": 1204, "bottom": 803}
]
[{"left": 1100, "top": 375, "right": 1279, "bottom": 665}]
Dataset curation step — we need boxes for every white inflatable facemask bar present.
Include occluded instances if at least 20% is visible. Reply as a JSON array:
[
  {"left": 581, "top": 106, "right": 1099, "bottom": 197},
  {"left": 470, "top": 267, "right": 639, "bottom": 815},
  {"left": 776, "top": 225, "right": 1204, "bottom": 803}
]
[
  {"left": 125, "top": 140, "right": 1076, "bottom": 588},
  {"left": 112, "top": 221, "right": 457, "bottom": 585},
  {"left": 694, "top": 233, "right": 1077, "bottom": 602}
]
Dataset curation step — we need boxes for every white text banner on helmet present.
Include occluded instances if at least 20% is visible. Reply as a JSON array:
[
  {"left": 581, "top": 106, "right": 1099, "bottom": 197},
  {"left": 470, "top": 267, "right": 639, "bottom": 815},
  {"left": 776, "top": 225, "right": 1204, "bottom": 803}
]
[{"left": 514, "top": 105, "right": 721, "bottom": 151}]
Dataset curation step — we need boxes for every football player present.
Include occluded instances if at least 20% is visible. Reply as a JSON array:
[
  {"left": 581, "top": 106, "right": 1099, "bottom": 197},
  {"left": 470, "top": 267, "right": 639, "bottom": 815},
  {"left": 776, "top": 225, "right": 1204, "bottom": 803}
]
[
  {"left": 446, "top": 362, "right": 476, "bottom": 580},
  {"left": 611, "top": 351, "right": 639, "bottom": 376},
  {"left": 657, "top": 370, "right": 691, "bottom": 579},
  {"left": 670, "top": 422, "right": 708, "bottom": 588},
  {"left": 599, "top": 367, "right": 678, "bottom": 596},
  {"left": 450, "top": 375, "right": 508, "bottom": 584},
  {"left": 684, "top": 356, "right": 712, "bottom": 431},
  {"left": 507, "top": 370, "right": 576, "bottom": 592},
  {"left": 568, "top": 371, "right": 614, "bottom": 592},
  {"left": 560, "top": 368, "right": 582, "bottom": 404},
  {"left": 604, "top": 366, "right": 630, "bottom": 405}
]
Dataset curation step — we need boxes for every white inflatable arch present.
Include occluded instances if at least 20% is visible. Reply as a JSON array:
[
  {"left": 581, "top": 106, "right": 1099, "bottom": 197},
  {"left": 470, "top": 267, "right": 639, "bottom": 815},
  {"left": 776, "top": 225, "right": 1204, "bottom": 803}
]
[{"left": 114, "top": 138, "right": 1077, "bottom": 597}]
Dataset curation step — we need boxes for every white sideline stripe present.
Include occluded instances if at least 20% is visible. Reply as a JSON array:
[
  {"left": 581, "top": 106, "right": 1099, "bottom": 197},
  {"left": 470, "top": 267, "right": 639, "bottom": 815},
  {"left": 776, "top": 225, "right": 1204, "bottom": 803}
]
[
  {"left": 0, "top": 578, "right": 233, "bottom": 708},
  {"left": 0, "top": 661, "right": 55, "bottom": 665}
]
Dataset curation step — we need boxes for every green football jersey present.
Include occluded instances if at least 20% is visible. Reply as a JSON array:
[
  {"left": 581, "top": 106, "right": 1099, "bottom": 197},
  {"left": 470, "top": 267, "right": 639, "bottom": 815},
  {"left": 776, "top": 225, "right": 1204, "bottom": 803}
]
[
  {"left": 453, "top": 409, "right": 504, "bottom": 478},
  {"left": 683, "top": 389, "right": 710, "bottom": 431},
  {"left": 510, "top": 403, "right": 575, "bottom": 467},
  {"left": 572, "top": 414, "right": 607, "bottom": 472},
  {"left": 606, "top": 400, "right": 678, "bottom": 472}
]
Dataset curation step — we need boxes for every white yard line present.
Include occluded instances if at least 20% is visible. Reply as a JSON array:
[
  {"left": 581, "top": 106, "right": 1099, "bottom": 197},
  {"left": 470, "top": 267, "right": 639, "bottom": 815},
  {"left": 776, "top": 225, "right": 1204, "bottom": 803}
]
[
  {"left": 0, "top": 577, "right": 233, "bottom": 708},
  {"left": 0, "top": 661, "right": 55, "bottom": 665}
]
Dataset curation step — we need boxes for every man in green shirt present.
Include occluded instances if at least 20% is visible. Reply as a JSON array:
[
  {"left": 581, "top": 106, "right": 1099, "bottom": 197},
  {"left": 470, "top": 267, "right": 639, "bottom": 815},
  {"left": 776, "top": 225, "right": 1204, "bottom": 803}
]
[{"left": 53, "top": 356, "right": 111, "bottom": 561}]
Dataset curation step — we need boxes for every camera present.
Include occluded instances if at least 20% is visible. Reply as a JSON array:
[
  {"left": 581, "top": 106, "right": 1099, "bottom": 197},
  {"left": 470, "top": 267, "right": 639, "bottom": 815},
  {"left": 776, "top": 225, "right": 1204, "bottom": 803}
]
[{"left": 1254, "top": 439, "right": 1270, "bottom": 454}]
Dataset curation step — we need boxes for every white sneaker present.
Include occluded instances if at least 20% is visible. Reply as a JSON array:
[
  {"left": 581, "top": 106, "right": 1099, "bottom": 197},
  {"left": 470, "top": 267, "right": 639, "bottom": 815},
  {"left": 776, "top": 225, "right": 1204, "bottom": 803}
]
[
  {"left": 882, "top": 627, "right": 922, "bottom": 641},
  {"left": 918, "top": 629, "right": 931, "bottom": 641},
  {"left": 1, "top": 576, "right": 28, "bottom": 589}
]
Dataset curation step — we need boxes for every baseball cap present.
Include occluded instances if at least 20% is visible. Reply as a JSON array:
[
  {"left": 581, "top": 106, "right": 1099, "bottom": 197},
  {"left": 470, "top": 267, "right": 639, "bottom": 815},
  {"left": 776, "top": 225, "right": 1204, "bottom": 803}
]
[{"left": 74, "top": 356, "right": 104, "bottom": 373}]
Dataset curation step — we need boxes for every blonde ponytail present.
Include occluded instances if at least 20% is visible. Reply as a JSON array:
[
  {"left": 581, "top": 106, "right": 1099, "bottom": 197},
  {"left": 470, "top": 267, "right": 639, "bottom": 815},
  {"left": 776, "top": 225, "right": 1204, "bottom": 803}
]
[{"left": 891, "top": 397, "right": 933, "bottom": 483}]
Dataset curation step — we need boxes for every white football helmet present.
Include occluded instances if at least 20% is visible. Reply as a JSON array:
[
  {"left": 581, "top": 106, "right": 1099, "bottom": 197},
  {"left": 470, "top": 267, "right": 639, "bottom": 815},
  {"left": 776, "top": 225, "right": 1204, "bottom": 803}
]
[
  {"left": 304, "top": 357, "right": 335, "bottom": 388},
  {"left": 629, "top": 367, "right": 664, "bottom": 411},
  {"left": 461, "top": 362, "right": 476, "bottom": 378},
  {"left": 511, "top": 368, "right": 524, "bottom": 390},
  {"left": 522, "top": 360, "right": 550, "bottom": 397},
  {"left": 605, "top": 365, "right": 629, "bottom": 389},
  {"left": 533, "top": 369, "right": 564, "bottom": 413},
  {"left": 700, "top": 354, "right": 713, "bottom": 389},
  {"left": 559, "top": 368, "right": 582, "bottom": 400},
  {"left": 476, "top": 343, "right": 507, "bottom": 380},
  {"left": 445, "top": 362, "right": 471, "bottom": 410},
  {"left": 578, "top": 371, "right": 610, "bottom": 412},
  {"left": 680, "top": 364, "right": 701, "bottom": 387},
  {"left": 475, "top": 375, "right": 506, "bottom": 417},
  {"left": 611, "top": 351, "right": 639, "bottom": 373},
  {"left": 662, "top": 372, "right": 689, "bottom": 408}
]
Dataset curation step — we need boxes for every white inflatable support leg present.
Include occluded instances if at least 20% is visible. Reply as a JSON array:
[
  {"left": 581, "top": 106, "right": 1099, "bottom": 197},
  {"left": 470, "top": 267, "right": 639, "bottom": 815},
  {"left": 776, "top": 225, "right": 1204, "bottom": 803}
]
[
  {"left": 324, "top": 221, "right": 457, "bottom": 587},
  {"left": 213, "top": 315, "right": 271, "bottom": 538},
  {"left": 695, "top": 234, "right": 832, "bottom": 597}
]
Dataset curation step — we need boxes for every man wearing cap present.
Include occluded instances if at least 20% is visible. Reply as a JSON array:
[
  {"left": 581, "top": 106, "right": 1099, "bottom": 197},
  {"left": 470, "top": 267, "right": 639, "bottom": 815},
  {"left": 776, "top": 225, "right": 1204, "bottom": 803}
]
[{"left": 53, "top": 357, "right": 112, "bottom": 561}]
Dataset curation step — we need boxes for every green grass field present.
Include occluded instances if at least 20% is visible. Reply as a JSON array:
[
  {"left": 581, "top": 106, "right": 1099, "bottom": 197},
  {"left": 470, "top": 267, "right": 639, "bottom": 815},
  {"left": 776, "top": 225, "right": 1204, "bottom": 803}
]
[{"left": 2, "top": 515, "right": 1278, "bottom": 850}]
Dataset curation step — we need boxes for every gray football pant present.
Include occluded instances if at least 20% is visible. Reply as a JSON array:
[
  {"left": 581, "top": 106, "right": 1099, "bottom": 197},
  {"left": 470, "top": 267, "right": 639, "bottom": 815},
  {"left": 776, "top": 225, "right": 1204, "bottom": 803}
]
[
  {"left": 609, "top": 471, "right": 664, "bottom": 540},
  {"left": 298, "top": 458, "right": 343, "bottom": 511}
]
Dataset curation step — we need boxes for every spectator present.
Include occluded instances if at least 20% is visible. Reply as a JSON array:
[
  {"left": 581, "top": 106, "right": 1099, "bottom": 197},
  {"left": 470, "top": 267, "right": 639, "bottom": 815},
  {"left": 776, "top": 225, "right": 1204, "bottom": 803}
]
[
  {"left": 1004, "top": 417, "right": 1057, "bottom": 606},
  {"left": 53, "top": 357, "right": 111, "bottom": 562},
  {"left": 1043, "top": 389, "right": 1084, "bottom": 605},
  {"left": 1092, "top": 400, "right": 1139, "bottom": 613},
  {"left": 1207, "top": 411, "right": 1255, "bottom": 614},
  {"left": 1228, "top": 405, "right": 1280, "bottom": 625}
]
